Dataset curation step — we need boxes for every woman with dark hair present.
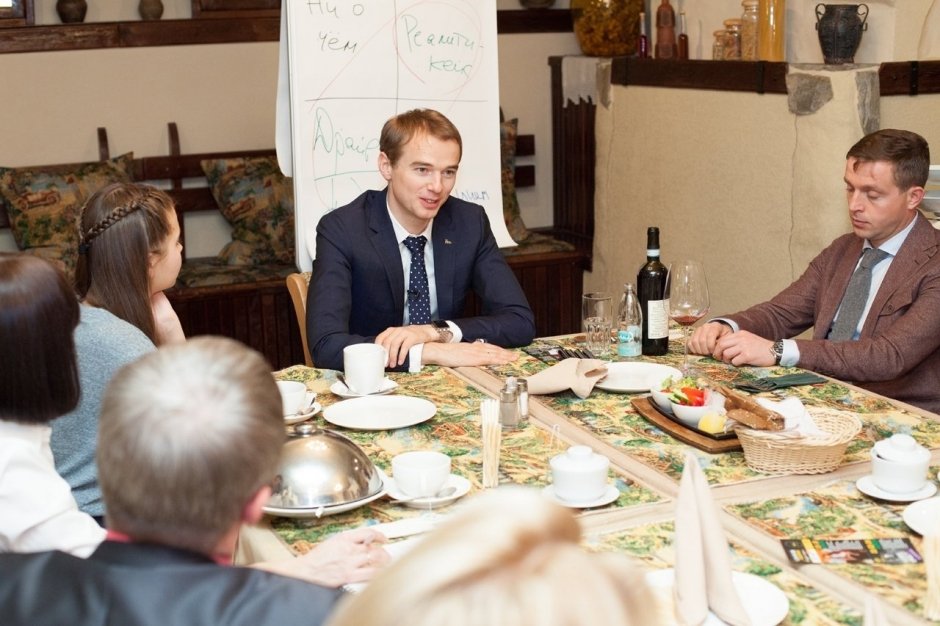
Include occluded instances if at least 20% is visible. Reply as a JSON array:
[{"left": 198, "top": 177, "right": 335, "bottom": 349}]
[
  {"left": 53, "top": 182, "right": 183, "bottom": 521},
  {"left": 0, "top": 253, "right": 105, "bottom": 556}
]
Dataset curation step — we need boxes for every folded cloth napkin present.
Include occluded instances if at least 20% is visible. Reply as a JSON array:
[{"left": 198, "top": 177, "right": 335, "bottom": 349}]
[
  {"left": 864, "top": 594, "right": 889, "bottom": 626},
  {"left": 753, "top": 397, "right": 825, "bottom": 439},
  {"left": 525, "top": 358, "right": 608, "bottom": 399},
  {"left": 674, "top": 451, "right": 751, "bottom": 626}
]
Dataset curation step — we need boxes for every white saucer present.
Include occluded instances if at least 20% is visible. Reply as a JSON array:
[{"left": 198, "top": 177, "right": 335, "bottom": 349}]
[
  {"left": 330, "top": 378, "right": 399, "bottom": 398},
  {"left": 386, "top": 474, "right": 471, "bottom": 509},
  {"left": 856, "top": 475, "right": 937, "bottom": 503},
  {"left": 541, "top": 484, "right": 620, "bottom": 509},
  {"left": 645, "top": 569, "right": 789, "bottom": 626},
  {"left": 284, "top": 401, "right": 322, "bottom": 425},
  {"left": 903, "top": 497, "right": 940, "bottom": 535}
]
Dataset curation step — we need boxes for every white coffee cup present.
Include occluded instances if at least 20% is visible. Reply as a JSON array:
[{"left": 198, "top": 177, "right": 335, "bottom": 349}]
[
  {"left": 392, "top": 451, "right": 451, "bottom": 498},
  {"left": 343, "top": 343, "right": 387, "bottom": 395},
  {"left": 870, "top": 433, "right": 930, "bottom": 494},
  {"left": 550, "top": 445, "right": 609, "bottom": 502},
  {"left": 276, "top": 380, "right": 308, "bottom": 417}
]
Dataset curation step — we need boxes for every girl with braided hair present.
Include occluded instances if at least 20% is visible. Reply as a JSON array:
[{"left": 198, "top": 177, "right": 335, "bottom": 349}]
[
  {"left": 75, "top": 182, "right": 185, "bottom": 345},
  {"left": 52, "top": 182, "right": 183, "bottom": 522}
]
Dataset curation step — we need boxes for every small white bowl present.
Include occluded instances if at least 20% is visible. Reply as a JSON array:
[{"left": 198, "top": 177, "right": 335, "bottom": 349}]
[
  {"left": 670, "top": 401, "right": 711, "bottom": 428},
  {"left": 649, "top": 385, "right": 673, "bottom": 414},
  {"left": 670, "top": 390, "right": 725, "bottom": 429}
]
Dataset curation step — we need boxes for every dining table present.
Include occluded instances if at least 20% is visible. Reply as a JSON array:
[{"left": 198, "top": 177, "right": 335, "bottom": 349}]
[{"left": 237, "top": 334, "right": 940, "bottom": 626}]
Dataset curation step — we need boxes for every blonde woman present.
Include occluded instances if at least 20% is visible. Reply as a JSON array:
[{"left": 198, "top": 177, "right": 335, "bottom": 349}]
[{"left": 326, "top": 487, "right": 658, "bottom": 626}]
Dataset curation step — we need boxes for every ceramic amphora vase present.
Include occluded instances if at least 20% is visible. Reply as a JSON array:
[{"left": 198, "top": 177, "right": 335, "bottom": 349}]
[{"left": 815, "top": 3, "right": 869, "bottom": 64}]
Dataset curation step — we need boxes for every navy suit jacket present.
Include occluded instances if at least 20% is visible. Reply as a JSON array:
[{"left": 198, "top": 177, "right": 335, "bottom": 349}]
[
  {"left": 0, "top": 541, "right": 341, "bottom": 626},
  {"left": 307, "top": 189, "right": 535, "bottom": 370}
]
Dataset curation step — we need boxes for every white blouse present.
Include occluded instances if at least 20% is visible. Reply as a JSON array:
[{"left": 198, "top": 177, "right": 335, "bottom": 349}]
[{"left": 0, "top": 420, "right": 105, "bottom": 557}]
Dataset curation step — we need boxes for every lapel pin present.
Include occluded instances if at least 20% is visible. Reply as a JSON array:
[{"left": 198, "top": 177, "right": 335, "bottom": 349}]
[{"left": 444, "top": 238, "right": 453, "bottom": 245}]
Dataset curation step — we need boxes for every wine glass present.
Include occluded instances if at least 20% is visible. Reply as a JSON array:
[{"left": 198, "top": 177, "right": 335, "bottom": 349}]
[{"left": 664, "top": 259, "right": 710, "bottom": 373}]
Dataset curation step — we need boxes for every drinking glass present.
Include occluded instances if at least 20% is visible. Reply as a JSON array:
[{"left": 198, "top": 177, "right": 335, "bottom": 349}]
[
  {"left": 581, "top": 292, "right": 613, "bottom": 357},
  {"left": 664, "top": 260, "right": 710, "bottom": 373}
]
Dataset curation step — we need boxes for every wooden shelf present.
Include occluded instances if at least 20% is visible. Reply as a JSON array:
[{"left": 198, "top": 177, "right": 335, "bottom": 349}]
[{"left": 0, "top": 10, "right": 573, "bottom": 55}]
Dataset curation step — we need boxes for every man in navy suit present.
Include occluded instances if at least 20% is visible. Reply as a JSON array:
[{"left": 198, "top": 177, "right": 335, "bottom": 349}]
[{"left": 307, "top": 109, "right": 536, "bottom": 371}]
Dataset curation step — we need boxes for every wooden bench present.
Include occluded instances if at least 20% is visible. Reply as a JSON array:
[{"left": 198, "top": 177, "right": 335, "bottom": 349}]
[{"left": 1, "top": 123, "right": 586, "bottom": 369}]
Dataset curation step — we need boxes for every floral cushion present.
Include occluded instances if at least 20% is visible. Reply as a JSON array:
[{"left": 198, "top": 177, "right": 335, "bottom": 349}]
[
  {"left": 500, "top": 118, "right": 531, "bottom": 243},
  {"left": 201, "top": 156, "right": 295, "bottom": 266},
  {"left": 0, "top": 153, "right": 134, "bottom": 276},
  {"left": 175, "top": 257, "right": 297, "bottom": 289}
]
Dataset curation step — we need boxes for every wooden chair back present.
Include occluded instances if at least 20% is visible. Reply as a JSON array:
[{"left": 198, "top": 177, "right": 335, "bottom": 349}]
[{"left": 285, "top": 272, "right": 312, "bottom": 366}]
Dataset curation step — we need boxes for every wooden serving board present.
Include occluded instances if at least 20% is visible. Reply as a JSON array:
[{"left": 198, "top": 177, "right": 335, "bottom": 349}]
[{"left": 631, "top": 397, "right": 742, "bottom": 454}]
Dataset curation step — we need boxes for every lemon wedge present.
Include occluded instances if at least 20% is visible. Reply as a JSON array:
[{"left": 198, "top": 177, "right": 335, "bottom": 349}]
[{"left": 698, "top": 412, "right": 727, "bottom": 434}]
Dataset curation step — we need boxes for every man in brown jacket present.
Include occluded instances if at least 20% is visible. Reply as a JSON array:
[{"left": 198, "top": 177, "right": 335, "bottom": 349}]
[{"left": 689, "top": 129, "right": 940, "bottom": 415}]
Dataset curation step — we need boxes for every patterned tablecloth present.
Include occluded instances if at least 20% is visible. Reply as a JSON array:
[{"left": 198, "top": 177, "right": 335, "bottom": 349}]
[
  {"left": 270, "top": 365, "right": 663, "bottom": 552},
  {"left": 486, "top": 338, "right": 940, "bottom": 486},
  {"left": 588, "top": 520, "right": 861, "bottom": 626},
  {"left": 248, "top": 340, "right": 940, "bottom": 624},
  {"left": 727, "top": 469, "right": 940, "bottom": 623}
]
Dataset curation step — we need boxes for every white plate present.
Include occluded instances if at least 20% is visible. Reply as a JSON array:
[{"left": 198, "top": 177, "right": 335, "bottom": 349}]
[
  {"left": 541, "top": 484, "right": 620, "bottom": 509},
  {"left": 595, "top": 362, "right": 683, "bottom": 393},
  {"left": 284, "top": 401, "right": 322, "bottom": 425},
  {"left": 856, "top": 475, "right": 937, "bottom": 503},
  {"left": 645, "top": 569, "right": 789, "bottom": 626},
  {"left": 386, "top": 474, "right": 471, "bottom": 509},
  {"left": 323, "top": 396, "right": 437, "bottom": 431},
  {"left": 330, "top": 378, "right": 399, "bottom": 399},
  {"left": 903, "top": 497, "right": 940, "bottom": 535},
  {"left": 262, "top": 470, "right": 388, "bottom": 519}
]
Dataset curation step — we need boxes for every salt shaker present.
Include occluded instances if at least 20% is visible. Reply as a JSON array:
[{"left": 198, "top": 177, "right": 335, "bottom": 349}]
[
  {"left": 499, "top": 377, "right": 521, "bottom": 429},
  {"left": 517, "top": 378, "right": 529, "bottom": 419}
]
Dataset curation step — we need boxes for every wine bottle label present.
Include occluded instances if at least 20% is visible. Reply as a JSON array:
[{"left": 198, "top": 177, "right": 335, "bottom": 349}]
[
  {"left": 617, "top": 326, "right": 642, "bottom": 357},
  {"left": 646, "top": 249, "right": 660, "bottom": 257},
  {"left": 646, "top": 299, "right": 669, "bottom": 339}
]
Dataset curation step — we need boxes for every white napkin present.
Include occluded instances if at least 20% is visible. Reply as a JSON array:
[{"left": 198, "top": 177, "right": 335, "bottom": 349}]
[
  {"left": 754, "top": 397, "right": 824, "bottom": 438},
  {"left": 864, "top": 594, "right": 890, "bottom": 626},
  {"left": 525, "top": 358, "right": 608, "bottom": 399},
  {"left": 674, "top": 451, "right": 751, "bottom": 626}
]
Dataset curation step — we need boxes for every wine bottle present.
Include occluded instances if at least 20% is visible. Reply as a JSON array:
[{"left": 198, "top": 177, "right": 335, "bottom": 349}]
[
  {"left": 677, "top": 11, "right": 689, "bottom": 60},
  {"left": 637, "top": 227, "right": 669, "bottom": 355},
  {"left": 637, "top": 12, "right": 650, "bottom": 58}
]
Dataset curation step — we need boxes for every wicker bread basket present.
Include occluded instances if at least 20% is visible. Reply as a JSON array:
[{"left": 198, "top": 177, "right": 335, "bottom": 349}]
[{"left": 734, "top": 412, "right": 863, "bottom": 475}]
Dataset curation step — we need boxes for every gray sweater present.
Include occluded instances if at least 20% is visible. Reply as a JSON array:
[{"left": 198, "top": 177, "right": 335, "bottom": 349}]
[{"left": 51, "top": 306, "right": 155, "bottom": 516}]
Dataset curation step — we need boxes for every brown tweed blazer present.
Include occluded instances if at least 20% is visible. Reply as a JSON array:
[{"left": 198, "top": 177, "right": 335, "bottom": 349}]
[{"left": 728, "top": 214, "right": 940, "bottom": 416}]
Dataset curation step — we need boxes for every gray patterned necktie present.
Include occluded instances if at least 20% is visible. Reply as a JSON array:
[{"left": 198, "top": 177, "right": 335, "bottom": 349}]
[
  {"left": 403, "top": 236, "right": 431, "bottom": 325},
  {"left": 829, "top": 247, "right": 890, "bottom": 341}
]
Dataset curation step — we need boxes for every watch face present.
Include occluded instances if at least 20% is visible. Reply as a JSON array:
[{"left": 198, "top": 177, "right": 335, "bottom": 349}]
[{"left": 432, "top": 320, "right": 448, "bottom": 329}]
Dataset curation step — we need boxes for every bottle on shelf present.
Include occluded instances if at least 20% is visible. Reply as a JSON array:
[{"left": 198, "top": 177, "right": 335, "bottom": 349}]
[
  {"left": 655, "top": 0, "right": 678, "bottom": 60},
  {"left": 712, "top": 29, "right": 728, "bottom": 60},
  {"left": 723, "top": 18, "right": 743, "bottom": 60},
  {"left": 617, "top": 283, "right": 643, "bottom": 358},
  {"left": 637, "top": 227, "right": 669, "bottom": 356},
  {"left": 637, "top": 11, "right": 650, "bottom": 58},
  {"left": 740, "top": 0, "right": 759, "bottom": 61},
  {"left": 677, "top": 11, "right": 689, "bottom": 60},
  {"left": 758, "top": 0, "right": 786, "bottom": 61}
]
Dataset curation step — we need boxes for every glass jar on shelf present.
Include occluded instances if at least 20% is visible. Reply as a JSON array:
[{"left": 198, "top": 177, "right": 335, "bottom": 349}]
[
  {"left": 758, "top": 0, "right": 786, "bottom": 61},
  {"left": 712, "top": 29, "right": 728, "bottom": 60},
  {"left": 571, "top": 0, "right": 645, "bottom": 57},
  {"left": 740, "top": 0, "right": 759, "bottom": 60},
  {"left": 722, "top": 18, "right": 742, "bottom": 60}
]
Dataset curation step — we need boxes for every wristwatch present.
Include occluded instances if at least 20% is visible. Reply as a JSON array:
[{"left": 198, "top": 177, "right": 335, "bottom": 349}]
[
  {"left": 770, "top": 340, "right": 784, "bottom": 365},
  {"left": 432, "top": 320, "right": 454, "bottom": 343}
]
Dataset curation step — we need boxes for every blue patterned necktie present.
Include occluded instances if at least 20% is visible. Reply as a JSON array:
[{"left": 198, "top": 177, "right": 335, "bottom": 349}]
[
  {"left": 403, "top": 235, "right": 431, "bottom": 325},
  {"left": 829, "top": 247, "right": 890, "bottom": 341}
]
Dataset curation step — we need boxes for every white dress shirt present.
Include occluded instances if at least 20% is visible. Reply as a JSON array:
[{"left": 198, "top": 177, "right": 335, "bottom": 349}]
[
  {"left": 387, "top": 205, "right": 462, "bottom": 371},
  {"left": 0, "top": 420, "right": 105, "bottom": 557}
]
